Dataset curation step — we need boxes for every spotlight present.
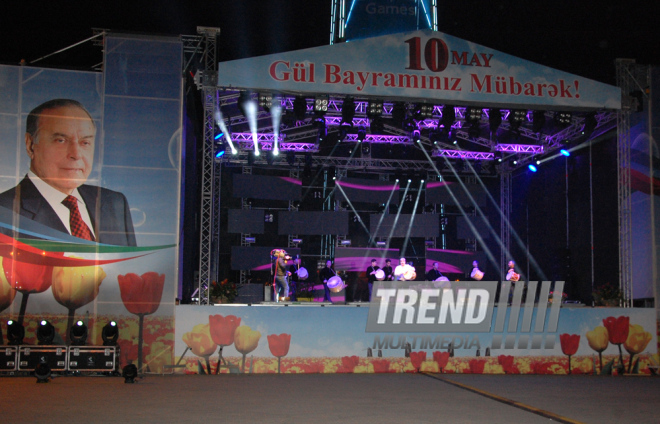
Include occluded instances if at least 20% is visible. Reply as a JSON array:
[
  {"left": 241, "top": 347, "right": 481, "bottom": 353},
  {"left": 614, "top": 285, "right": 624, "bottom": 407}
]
[
  {"left": 123, "top": 364, "right": 138, "bottom": 383},
  {"left": 37, "top": 320, "right": 55, "bottom": 345},
  {"left": 215, "top": 142, "right": 226, "bottom": 158},
  {"left": 314, "top": 95, "right": 329, "bottom": 115},
  {"left": 441, "top": 105, "right": 455, "bottom": 129},
  {"left": 414, "top": 103, "right": 433, "bottom": 120},
  {"left": 69, "top": 320, "right": 87, "bottom": 346},
  {"left": 528, "top": 164, "right": 537, "bottom": 172},
  {"left": 412, "top": 129, "right": 421, "bottom": 143},
  {"left": 6, "top": 320, "right": 25, "bottom": 345},
  {"left": 102, "top": 321, "right": 119, "bottom": 346},
  {"left": 293, "top": 96, "right": 307, "bottom": 121},
  {"left": 465, "top": 107, "right": 482, "bottom": 124},
  {"left": 489, "top": 109, "right": 502, "bottom": 132},
  {"left": 560, "top": 149, "right": 570, "bottom": 157},
  {"left": 532, "top": 110, "right": 546, "bottom": 133},
  {"left": 367, "top": 100, "right": 383, "bottom": 118},
  {"left": 341, "top": 97, "right": 356, "bottom": 125},
  {"left": 340, "top": 239, "right": 352, "bottom": 246},
  {"left": 509, "top": 109, "right": 527, "bottom": 131},
  {"left": 35, "top": 362, "right": 51, "bottom": 383},
  {"left": 286, "top": 150, "right": 296, "bottom": 166},
  {"left": 554, "top": 111, "right": 572, "bottom": 127},
  {"left": 258, "top": 92, "right": 273, "bottom": 111}
]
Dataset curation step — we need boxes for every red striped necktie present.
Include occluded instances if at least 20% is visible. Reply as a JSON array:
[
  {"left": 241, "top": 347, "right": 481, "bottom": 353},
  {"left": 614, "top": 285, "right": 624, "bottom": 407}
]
[{"left": 62, "top": 195, "right": 95, "bottom": 241}]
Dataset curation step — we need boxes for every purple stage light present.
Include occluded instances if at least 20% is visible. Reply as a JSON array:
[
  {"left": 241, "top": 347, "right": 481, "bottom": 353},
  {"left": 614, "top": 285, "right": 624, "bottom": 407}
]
[
  {"left": 335, "top": 180, "right": 399, "bottom": 191},
  {"left": 495, "top": 144, "right": 544, "bottom": 154}
]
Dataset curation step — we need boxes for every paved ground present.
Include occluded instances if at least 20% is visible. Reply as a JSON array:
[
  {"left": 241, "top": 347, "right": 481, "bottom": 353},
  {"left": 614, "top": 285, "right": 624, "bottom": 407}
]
[{"left": 0, "top": 373, "right": 658, "bottom": 423}]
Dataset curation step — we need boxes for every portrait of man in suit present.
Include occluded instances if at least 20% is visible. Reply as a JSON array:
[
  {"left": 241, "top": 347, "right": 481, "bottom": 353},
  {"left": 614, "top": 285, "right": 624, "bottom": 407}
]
[{"left": 0, "top": 98, "right": 137, "bottom": 246}]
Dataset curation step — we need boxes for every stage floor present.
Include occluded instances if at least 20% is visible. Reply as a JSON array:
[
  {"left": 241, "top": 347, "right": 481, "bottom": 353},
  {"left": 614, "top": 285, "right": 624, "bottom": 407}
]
[{"left": 1, "top": 373, "right": 657, "bottom": 423}]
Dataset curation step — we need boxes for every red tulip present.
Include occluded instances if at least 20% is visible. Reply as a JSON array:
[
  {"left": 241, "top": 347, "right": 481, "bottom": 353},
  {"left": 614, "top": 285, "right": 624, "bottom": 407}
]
[
  {"left": 433, "top": 351, "right": 450, "bottom": 369},
  {"left": 468, "top": 359, "right": 486, "bottom": 374},
  {"left": 410, "top": 351, "right": 427, "bottom": 371},
  {"left": 371, "top": 359, "right": 390, "bottom": 373},
  {"left": 559, "top": 334, "right": 580, "bottom": 356},
  {"left": 2, "top": 255, "right": 55, "bottom": 294},
  {"left": 208, "top": 314, "right": 241, "bottom": 346},
  {"left": 603, "top": 316, "right": 630, "bottom": 345},
  {"left": 118, "top": 272, "right": 165, "bottom": 315},
  {"left": 497, "top": 355, "right": 517, "bottom": 374},
  {"left": 341, "top": 355, "right": 360, "bottom": 371},
  {"left": 267, "top": 333, "right": 292, "bottom": 358}
]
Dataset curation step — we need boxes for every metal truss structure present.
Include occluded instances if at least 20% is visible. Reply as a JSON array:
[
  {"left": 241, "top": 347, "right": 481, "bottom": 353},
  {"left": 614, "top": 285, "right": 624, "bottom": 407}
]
[
  {"left": 434, "top": 150, "right": 495, "bottom": 160},
  {"left": 495, "top": 144, "right": 545, "bottom": 154},
  {"left": 615, "top": 59, "right": 649, "bottom": 307}
]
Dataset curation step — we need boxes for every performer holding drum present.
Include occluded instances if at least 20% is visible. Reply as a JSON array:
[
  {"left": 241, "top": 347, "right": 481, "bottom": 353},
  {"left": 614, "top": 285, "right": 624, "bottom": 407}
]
[
  {"left": 425, "top": 262, "right": 444, "bottom": 281},
  {"left": 505, "top": 260, "right": 520, "bottom": 282},
  {"left": 470, "top": 260, "right": 484, "bottom": 281},
  {"left": 366, "top": 259, "right": 380, "bottom": 301},
  {"left": 394, "top": 257, "right": 416, "bottom": 281},
  {"left": 319, "top": 260, "right": 338, "bottom": 303},
  {"left": 382, "top": 259, "right": 394, "bottom": 281}
]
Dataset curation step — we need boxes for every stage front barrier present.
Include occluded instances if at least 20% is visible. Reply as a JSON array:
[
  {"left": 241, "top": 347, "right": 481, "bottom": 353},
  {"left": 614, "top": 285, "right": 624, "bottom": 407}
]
[{"left": 176, "top": 281, "right": 658, "bottom": 375}]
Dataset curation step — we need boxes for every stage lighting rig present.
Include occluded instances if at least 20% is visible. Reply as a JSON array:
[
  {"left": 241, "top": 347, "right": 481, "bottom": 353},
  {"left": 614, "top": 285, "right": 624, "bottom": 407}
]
[
  {"left": 69, "top": 320, "right": 88, "bottom": 346},
  {"left": 37, "top": 320, "right": 55, "bottom": 345},
  {"left": 35, "top": 362, "right": 51, "bottom": 383},
  {"left": 102, "top": 321, "right": 119, "bottom": 346},
  {"left": 509, "top": 109, "right": 527, "bottom": 130},
  {"left": 414, "top": 103, "right": 433, "bottom": 120},
  {"left": 341, "top": 97, "right": 356, "bottom": 125},
  {"left": 6, "top": 320, "right": 25, "bottom": 345},
  {"left": 554, "top": 111, "right": 572, "bottom": 128},
  {"left": 123, "top": 364, "right": 138, "bottom": 383},
  {"left": 314, "top": 95, "right": 329, "bottom": 115},
  {"left": 258, "top": 93, "right": 273, "bottom": 111},
  {"left": 465, "top": 107, "right": 482, "bottom": 124},
  {"left": 366, "top": 100, "right": 383, "bottom": 118}
]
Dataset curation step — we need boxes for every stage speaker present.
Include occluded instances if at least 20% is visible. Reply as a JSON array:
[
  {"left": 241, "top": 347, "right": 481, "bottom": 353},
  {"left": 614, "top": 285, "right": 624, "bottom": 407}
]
[
  {"left": 68, "top": 346, "right": 117, "bottom": 372},
  {"left": 1, "top": 346, "right": 18, "bottom": 371},
  {"left": 235, "top": 284, "right": 263, "bottom": 304},
  {"left": 18, "top": 346, "right": 67, "bottom": 371}
]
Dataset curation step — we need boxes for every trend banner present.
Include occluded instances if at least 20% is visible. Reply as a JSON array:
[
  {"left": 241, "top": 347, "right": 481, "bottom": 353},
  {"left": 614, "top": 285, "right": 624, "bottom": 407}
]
[{"left": 217, "top": 29, "right": 620, "bottom": 110}]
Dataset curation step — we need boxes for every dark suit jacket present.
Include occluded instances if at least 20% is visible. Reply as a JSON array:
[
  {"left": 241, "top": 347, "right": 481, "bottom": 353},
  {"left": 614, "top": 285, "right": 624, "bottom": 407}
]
[{"left": 0, "top": 176, "right": 137, "bottom": 246}]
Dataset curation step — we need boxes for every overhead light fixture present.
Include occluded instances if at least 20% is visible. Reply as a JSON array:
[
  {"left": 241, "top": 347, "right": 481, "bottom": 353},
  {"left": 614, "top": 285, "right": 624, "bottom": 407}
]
[
  {"left": 258, "top": 93, "right": 273, "bottom": 111},
  {"left": 293, "top": 96, "right": 307, "bottom": 121},
  {"left": 532, "top": 110, "right": 546, "bottom": 133},
  {"left": 412, "top": 129, "right": 421, "bottom": 143},
  {"left": 376, "top": 241, "right": 386, "bottom": 247},
  {"left": 367, "top": 100, "right": 383, "bottom": 118},
  {"left": 465, "top": 107, "right": 483, "bottom": 124},
  {"left": 528, "top": 164, "right": 538, "bottom": 172},
  {"left": 69, "top": 320, "right": 88, "bottom": 346},
  {"left": 102, "top": 321, "right": 119, "bottom": 346},
  {"left": 245, "top": 237, "right": 256, "bottom": 243},
  {"left": 215, "top": 142, "right": 226, "bottom": 158},
  {"left": 509, "top": 109, "right": 527, "bottom": 131},
  {"left": 341, "top": 97, "right": 356, "bottom": 125},
  {"left": 314, "top": 95, "right": 329, "bottom": 115},
  {"left": 560, "top": 149, "right": 570, "bottom": 157},
  {"left": 554, "top": 111, "right": 572, "bottom": 127},
  {"left": 37, "top": 320, "right": 55, "bottom": 345},
  {"left": 414, "top": 103, "right": 434, "bottom": 120},
  {"left": 123, "top": 364, "right": 138, "bottom": 383},
  {"left": 292, "top": 238, "right": 302, "bottom": 244},
  {"left": 6, "top": 320, "right": 25, "bottom": 345},
  {"left": 340, "top": 239, "right": 352, "bottom": 246}
]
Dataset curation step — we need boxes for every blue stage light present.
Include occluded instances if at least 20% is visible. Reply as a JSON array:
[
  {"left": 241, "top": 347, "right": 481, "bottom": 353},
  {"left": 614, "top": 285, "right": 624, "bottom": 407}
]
[
  {"left": 560, "top": 149, "right": 570, "bottom": 156},
  {"left": 215, "top": 150, "right": 225, "bottom": 158},
  {"left": 214, "top": 132, "right": 224, "bottom": 140},
  {"left": 528, "top": 164, "right": 537, "bottom": 172}
]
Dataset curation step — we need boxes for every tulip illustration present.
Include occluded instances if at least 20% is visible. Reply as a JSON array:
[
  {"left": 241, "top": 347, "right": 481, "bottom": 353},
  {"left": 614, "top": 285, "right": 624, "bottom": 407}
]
[
  {"left": 341, "top": 355, "right": 360, "bottom": 372},
  {"left": 234, "top": 325, "right": 261, "bottom": 372},
  {"left": 433, "top": 351, "right": 450, "bottom": 373},
  {"left": 372, "top": 359, "right": 390, "bottom": 373},
  {"left": 2, "top": 254, "right": 58, "bottom": 325},
  {"left": 497, "top": 355, "right": 517, "bottom": 374},
  {"left": 52, "top": 262, "right": 106, "bottom": 344},
  {"left": 559, "top": 333, "right": 580, "bottom": 374},
  {"left": 267, "top": 333, "right": 292, "bottom": 374},
  {"left": 118, "top": 272, "right": 165, "bottom": 373},
  {"left": 586, "top": 326, "right": 609, "bottom": 372},
  {"left": 208, "top": 314, "right": 241, "bottom": 373},
  {"left": 409, "top": 351, "right": 426, "bottom": 372},
  {"left": 0, "top": 259, "right": 16, "bottom": 312},
  {"left": 624, "top": 324, "right": 652, "bottom": 374},
  {"left": 468, "top": 359, "right": 486, "bottom": 374},
  {"left": 603, "top": 316, "right": 630, "bottom": 374},
  {"left": 182, "top": 323, "right": 218, "bottom": 373}
]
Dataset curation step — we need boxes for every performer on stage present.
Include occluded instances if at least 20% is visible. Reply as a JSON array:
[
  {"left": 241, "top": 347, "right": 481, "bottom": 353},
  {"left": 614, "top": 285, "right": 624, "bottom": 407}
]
[
  {"left": 319, "top": 259, "right": 335, "bottom": 303},
  {"left": 382, "top": 259, "right": 394, "bottom": 281},
  {"left": 394, "top": 257, "right": 416, "bottom": 281},
  {"left": 470, "top": 260, "right": 484, "bottom": 281},
  {"left": 273, "top": 250, "right": 291, "bottom": 302},
  {"left": 366, "top": 259, "right": 380, "bottom": 301},
  {"left": 288, "top": 257, "right": 301, "bottom": 301},
  {"left": 425, "top": 262, "right": 443, "bottom": 281},
  {"left": 505, "top": 260, "right": 520, "bottom": 282}
]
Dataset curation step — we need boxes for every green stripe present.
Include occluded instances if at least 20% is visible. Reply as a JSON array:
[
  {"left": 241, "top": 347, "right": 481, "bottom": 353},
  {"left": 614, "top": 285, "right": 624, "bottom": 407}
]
[{"left": 17, "top": 239, "right": 176, "bottom": 253}]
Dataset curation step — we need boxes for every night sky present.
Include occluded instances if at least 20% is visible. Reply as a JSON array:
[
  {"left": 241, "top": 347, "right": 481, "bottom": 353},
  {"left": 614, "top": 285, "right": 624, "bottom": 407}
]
[{"left": 2, "top": 1, "right": 659, "bottom": 84}]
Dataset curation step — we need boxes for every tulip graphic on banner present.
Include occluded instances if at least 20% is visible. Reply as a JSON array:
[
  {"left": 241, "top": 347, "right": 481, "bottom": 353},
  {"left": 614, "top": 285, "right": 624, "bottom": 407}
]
[
  {"left": 267, "top": 333, "right": 291, "bottom": 374},
  {"left": 118, "top": 272, "right": 165, "bottom": 373},
  {"left": 234, "top": 326, "right": 261, "bottom": 373},
  {"left": 208, "top": 314, "right": 241, "bottom": 374},
  {"left": 624, "top": 324, "right": 651, "bottom": 374},
  {"left": 182, "top": 323, "right": 217, "bottom": 374},
  {"left": 2, "top": 252, "right": 60, "bottom": 325},
  {"left": 0, "top": 260, "right": 16, "bottom": 312},
  {"left": 559, "top": 333, "right": 580, "bottom": 374},
  {"left": 586, "top": 326, "right": 609, "bottom": 372},
  {"left": 52, "top": 261, "right": 106, "bottom": 344},
  {"left": 603, "top": 316, "right": 630, "bottom": 374},
  {"left": 433, "top": 351, "right": 450, "bottom": 373}
]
